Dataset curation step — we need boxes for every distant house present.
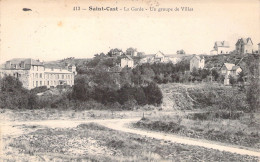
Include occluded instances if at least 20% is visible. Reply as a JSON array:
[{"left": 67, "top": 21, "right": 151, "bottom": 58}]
[
  {"left": 177, "top": 49, "right": 185, "bottom": 54},
  {"left": 126, "top": 48, "right": 138, "bottom": 57},
  {"left": 220, "top": 63, "right": 242, "bottom": 76},
  {"left": 137, "top": 52, "right": 145, "bottom": 57},
  {"left": 110, "top": 48, "right": 123, "bottom": 56},
  {"left": 140, "top": 51, "right": 184, "bottom": 64},
  {"left": 120, "top": 55, "right": 134, "bottom": 68},
  {"left": 235, "top": 37, "right": 253, "bottom": 54},
  {"left": 220, "top": 63, "right": 242, "bottom": 85},
  {"left": 190, "top": 55, "right": 205, "bottom": 71},
  {"left": 210, "top": 41, "right": 230, "bottom": 54},
  {"left": 154, "top": 51, "right": 168, "bottom": 63}
]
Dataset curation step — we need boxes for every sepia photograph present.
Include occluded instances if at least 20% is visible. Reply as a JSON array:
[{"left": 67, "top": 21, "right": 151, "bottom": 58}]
[{"left": 0, "top": 0, "right": 259, "bottom": 161}]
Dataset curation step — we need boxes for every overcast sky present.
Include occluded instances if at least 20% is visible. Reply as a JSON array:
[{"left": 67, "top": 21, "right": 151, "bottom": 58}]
[{"left": 0, "top": 0, "right": 259, "bottom": 63}]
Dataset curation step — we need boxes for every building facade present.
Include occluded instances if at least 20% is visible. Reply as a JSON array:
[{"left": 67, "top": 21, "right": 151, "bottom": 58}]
[
  {"left": 235, "top": 37, "right": 253, "bottom": 54},
  {"left": 190, "top": 55, "right": 205, "bottom": 71},
  {"left": 220, "top": 63, "right": 242, "bottom": 85},
  {"left": 0, "top": 58, "right": 76, "bottom": 89},
  {"left": 126, "top": 48, "right": 138, "bottom": 57},
  {"left": 120, "top": 55, "right": 134, "bottom": 68},
  {"left": 210, "top": 41, "right": 230, "bottom": 54}
]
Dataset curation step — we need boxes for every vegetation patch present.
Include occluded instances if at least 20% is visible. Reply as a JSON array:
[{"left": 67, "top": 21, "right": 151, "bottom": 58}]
[
  {"left": 5, "top": 123, "right": 259, "bottom": 161},
  {"left": 133, "top": 114, "right": 260, "bottom": 149}
]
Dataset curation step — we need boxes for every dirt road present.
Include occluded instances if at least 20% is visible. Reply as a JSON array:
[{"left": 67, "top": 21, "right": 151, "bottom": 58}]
[{"left": 1, "top": 118, "right": 260, "bottom": 157}]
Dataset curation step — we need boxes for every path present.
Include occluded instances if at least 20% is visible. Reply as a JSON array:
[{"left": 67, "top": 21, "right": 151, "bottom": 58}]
[{"left": 1, "top": 118, "right": 260, "bottom": 157}]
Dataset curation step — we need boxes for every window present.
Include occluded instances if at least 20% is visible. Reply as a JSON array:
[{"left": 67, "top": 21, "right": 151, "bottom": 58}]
[
  {"left": 40, "top": 81, "right": 42, "bottom": 86},
  {"left": 40, "top": 74, "right": 42, "bottom": 78},
  {"left": 35, "top": 73, "right": 38, "bottom": 78},
  {"left": 62, "top": 75, "right": 64, "bottom": 79},
  {"left": 36, "top": 81, "right": 38, "bottom": 87},
  {"left": 47, "top": 81, "right": 49, "bottom": 85}
]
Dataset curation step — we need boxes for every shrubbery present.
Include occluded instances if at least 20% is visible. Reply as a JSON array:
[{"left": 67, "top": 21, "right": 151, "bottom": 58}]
[{"left": 0, "top": 76, "right": 38, "bottom": 109}]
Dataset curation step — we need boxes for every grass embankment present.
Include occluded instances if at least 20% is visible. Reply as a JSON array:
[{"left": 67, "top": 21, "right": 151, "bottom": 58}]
[
  {"left": 0, "top": 108, "right": 144, "bottom": 121},
  {"left": 4, "top": 123, "right": 258, "bottom": 161},
  {"left": 134, "top": 83, "right": 260, "bottom": 149}
]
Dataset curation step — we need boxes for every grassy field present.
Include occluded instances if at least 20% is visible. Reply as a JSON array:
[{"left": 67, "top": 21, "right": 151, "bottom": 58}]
[
  {"left": 134, "top": 83, "right": 260, "bottom": 150},
  {"left": 1, "top": 82, "right": 259, "bottom": 161},
  {"left": 3, "top": 123, "right": 258, "bottom": 162},
  {"left": 0, "top": 108, "right": 144, "bottom": 121}
]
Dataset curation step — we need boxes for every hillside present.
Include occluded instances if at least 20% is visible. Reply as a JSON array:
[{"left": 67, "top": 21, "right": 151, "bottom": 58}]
[
  {"left": 45, "top": 57, "right": 92, "bottom": 67},
  {"left": 203, "top": 53, "right": 259, "bottom": 73}
]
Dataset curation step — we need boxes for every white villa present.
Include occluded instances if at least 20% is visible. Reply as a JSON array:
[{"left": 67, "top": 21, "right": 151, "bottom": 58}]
[
  {"left": 120, "top": 55, "right": 134, "bottom": 68},
  {"left": 0, "top": 58, "right": 76, "bottom": 89},
  {"left": 189, "top": 55, "right": 205, "bottom": 71},
  {"left": 235, "top": 37, "right": 253, "bottom": 54},
  {"left": 220, "top": 63, "right": 242, "bottom": 85},
  {"left": 210, "top": 41, "right": 230, "bottom": 55}
]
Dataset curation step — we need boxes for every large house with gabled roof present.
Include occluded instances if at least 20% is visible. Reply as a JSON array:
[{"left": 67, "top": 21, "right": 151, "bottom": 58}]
[
  {"left": 210, "top": 41, "right": 230, "bottom": 55},
  {"left": 189, "top": 55, "right": 205, "bottom": 71},
  {"left": 220, "top": 63, "right": 242, "bottom": 85},
  {"left": 235, "top": 37, "right": 253, "bottom": 54}
]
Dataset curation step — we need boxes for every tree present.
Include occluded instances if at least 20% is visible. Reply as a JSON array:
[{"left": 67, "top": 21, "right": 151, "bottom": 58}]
[
  {"left": 71, "top": 76, "right": 92, "bottom": 101},
  {"left": 229, "top": 75, "right": 236, "bottom": 86},
  {"left": 246, "top": 59, "right": 260, "bottom": 113},
  {"left": 0, "top": 76, "right": 38, "bottom": 109},
  {"left": 237, "top": 71, "right": 245, "bottom": 83},
  {"left": 143, "top": 82, "right": 163, "bottom": 106},
  {"left": 211, "top": 69, "right": 219, "bottom": 81}
]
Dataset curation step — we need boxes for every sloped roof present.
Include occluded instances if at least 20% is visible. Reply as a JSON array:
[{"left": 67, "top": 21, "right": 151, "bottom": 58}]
[
  {"left": 126, "top": 47, "right": 137, "bottom": 51},
  {"left": 236, "top": 37, "right": 253, "bottom": 45},
  {"left": 231, "top": 66, "right": 241, "bottom": 71},
  {"left": 155, "top": 51, "right": 165, "bottom": 58},
  {"left": 215, "top": 41, "right": 229, "bottom": 47},
  {"left": 223, "top": 63, "right": 235, "bottom": 70},
  {"left": 7, "top": 58, "right": 43, "bottom": 66},
  {"left": 121, "top": 54, "right": 133, "bottom": 60},
  {"left": 112, "top": 48, "right": 122, "bottom": 52}
]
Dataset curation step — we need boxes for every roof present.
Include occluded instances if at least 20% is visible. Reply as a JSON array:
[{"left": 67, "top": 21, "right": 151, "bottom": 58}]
[
  {"left": 112, "top": 48, "right": 122, "bottom": 52},
  {"left": 155, "top": 51, "right": 165, "bottom": 58},
  {"left": 236, "top": 37, "right": 253, "bottom": 45},
  {"left": 231, "top": 66, "right": 241, "bottom": 71},
  {"left": 215, "top": 41, "right": 229, "bottom": 47},
  {"left": 6, "top": 58, "right": 44, "bottom": 66},
  {"left": 121, "top": 54, "right": 133, "bottom": 60},
  {"left": 126, "top": 47, "right": 137, "bottom": 51},
  {"left": 223, "top": 63, "right": 235, "bottom": 70}
]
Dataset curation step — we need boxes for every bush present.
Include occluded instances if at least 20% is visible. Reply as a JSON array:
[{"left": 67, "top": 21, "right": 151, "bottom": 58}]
[
  {"left": 143, "top": 82, "right": 163, "bottom": 106},
  {"left": 0, "top": 76, "right": 38, "bottom": 109},
  {"left": 30, "top": 86, "right": 48, "bottom": 94}
]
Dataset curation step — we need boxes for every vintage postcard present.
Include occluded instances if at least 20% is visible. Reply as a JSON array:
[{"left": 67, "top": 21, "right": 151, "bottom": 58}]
[{"left": 0, "top": 0, "right": 259, "bottom": 161}]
